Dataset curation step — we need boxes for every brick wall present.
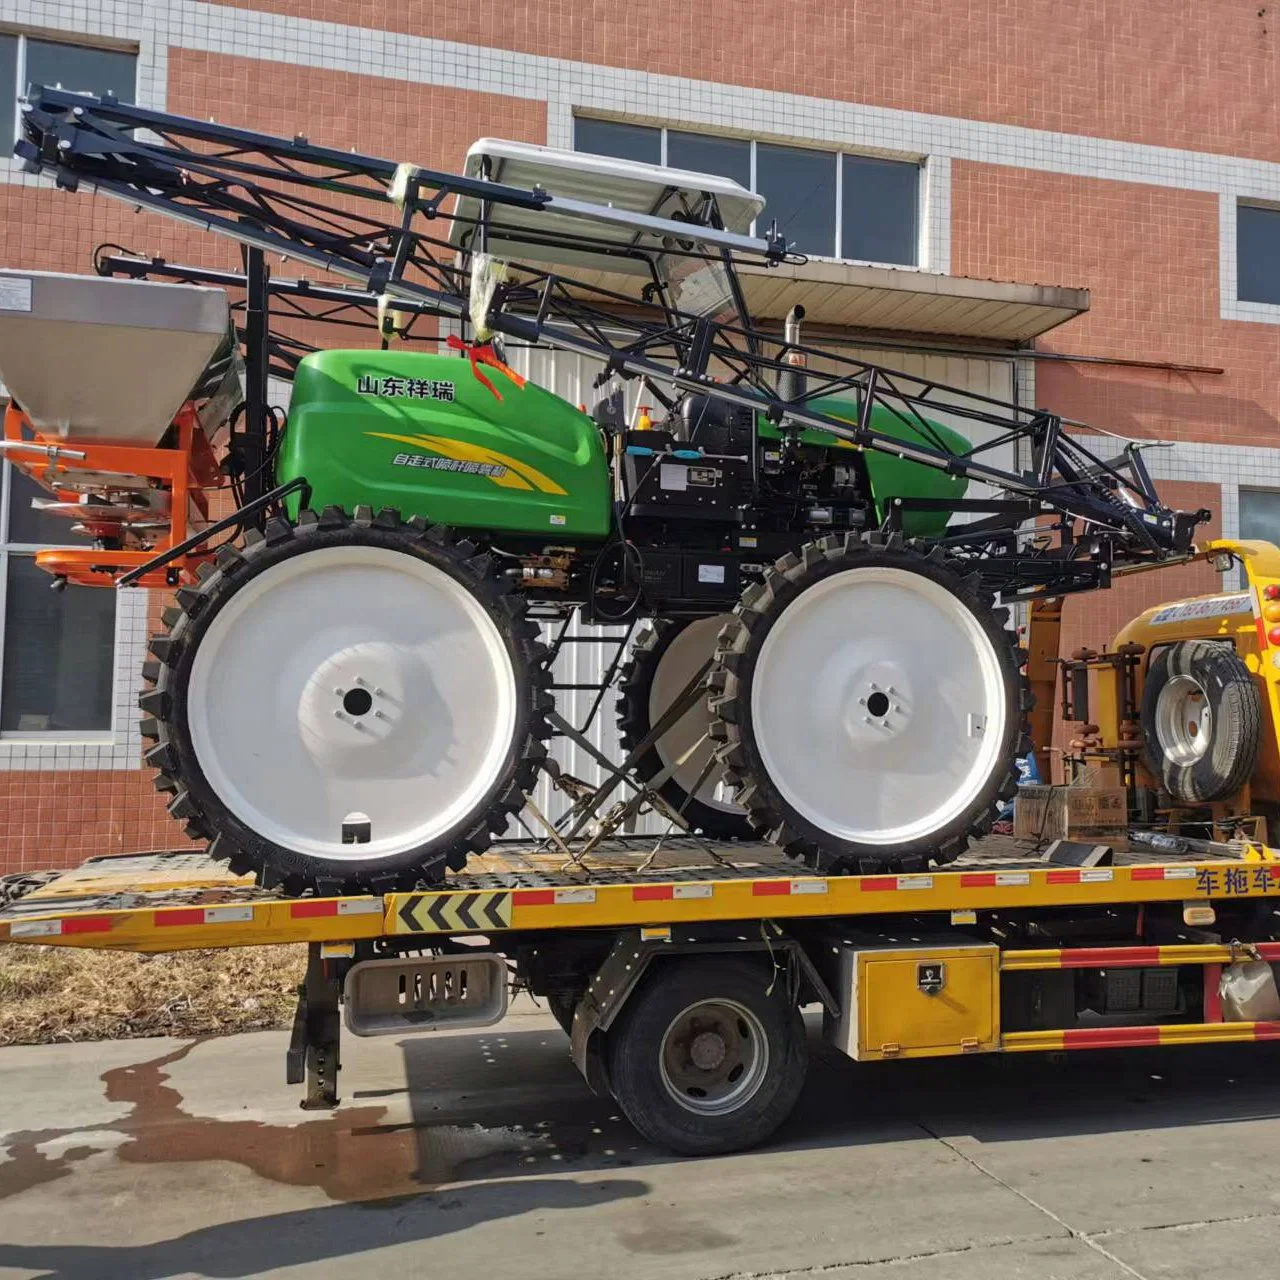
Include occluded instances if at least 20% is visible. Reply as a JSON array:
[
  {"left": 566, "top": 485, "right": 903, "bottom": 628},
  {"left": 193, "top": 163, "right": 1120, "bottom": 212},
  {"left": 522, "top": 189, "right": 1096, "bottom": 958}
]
[
  {"left": 0, "top": 773, "right": 187, "bottom": 872},
  {"left": 953, "top": 162, "right": 1280, "bottom": 450},
  {"left": 222, "top": 0, "right": 1280, "bottom": 163},
  {"left": 167, "top": 50, "right": 547, "bottom": 170},
  {"left": 948, "top": 163, "right": 1254, "bottom": 774}
]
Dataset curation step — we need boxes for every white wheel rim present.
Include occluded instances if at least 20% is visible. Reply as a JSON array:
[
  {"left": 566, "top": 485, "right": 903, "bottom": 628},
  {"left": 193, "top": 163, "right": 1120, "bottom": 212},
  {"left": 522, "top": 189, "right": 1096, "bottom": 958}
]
[
  {"left": 1155, "top": 673, "right": 1211, "bottom": 766},
  {"left": 186, "top": 544, "right": 518, "bottom": 861},
  {"left": 749, "top": 565, "right": 1008, "bottom": 845},
  {"left": 647, "top": 615, "right": 743, "bottom": 816}
]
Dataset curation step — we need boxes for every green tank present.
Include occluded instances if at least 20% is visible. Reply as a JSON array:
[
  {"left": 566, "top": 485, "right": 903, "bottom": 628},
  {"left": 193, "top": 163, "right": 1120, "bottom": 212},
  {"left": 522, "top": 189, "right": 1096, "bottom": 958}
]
[
  {"left": 278, "top": 351, "right": 967, "bottom": 543},
  {"left": 277, "top": 349, "right": 612, "bottom": 538}
]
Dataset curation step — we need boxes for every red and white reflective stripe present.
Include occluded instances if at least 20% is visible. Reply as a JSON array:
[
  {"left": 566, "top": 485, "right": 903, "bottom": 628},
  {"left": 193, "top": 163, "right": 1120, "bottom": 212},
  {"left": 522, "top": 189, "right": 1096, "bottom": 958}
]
[
  {"left": 11, "top": 918, "right": 63, "bottom": 938},
  {"left": 154, "top": 905, "right": 256, "bottom": 927},
  {"left": 10, "top": 914, "right": 113, "bottom": 938},
  {"left": 1046, "top": 868, "right": 1114, "bottom": 885},
  {"left": 631, "top": 884, "right": 714, "bottom": 902},
  {"left": 513, "top": 887, "right": 597, "bottom": 907},
  {"left": 1062, "top": 1026, "right": 1162, "bottom": 1050},
  {"left": 1130, "top": 865, "right": 1199, "bottom": 882},
  {"left": 752, "top": 879, "right": 829, "bottom": 897},
  {"left": 860, "top": 874, "right": 934, "bottom": 892},
  {"left": 960, "top": 870, "right": 1031, "bottom": 888},
  {"left": 289, "top": 898, "right": 383, "bottom": 919}
]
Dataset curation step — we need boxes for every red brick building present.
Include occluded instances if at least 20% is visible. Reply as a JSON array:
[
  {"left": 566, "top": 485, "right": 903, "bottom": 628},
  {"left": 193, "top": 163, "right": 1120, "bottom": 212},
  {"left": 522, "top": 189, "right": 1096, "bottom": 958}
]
[{"left": 1, "top": 1, "right": 1278, "bottom": 871}]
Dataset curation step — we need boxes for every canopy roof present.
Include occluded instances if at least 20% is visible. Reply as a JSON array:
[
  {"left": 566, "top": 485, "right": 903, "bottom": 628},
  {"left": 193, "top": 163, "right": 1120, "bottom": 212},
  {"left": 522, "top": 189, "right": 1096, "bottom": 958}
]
[{"left": 449, "top": 138, "right": 765, "bottom": 273}]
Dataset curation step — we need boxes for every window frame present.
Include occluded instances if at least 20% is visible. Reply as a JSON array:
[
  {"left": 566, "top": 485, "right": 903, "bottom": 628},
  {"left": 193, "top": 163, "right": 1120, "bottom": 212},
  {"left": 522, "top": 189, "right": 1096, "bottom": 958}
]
[
  {"left": 0, "top": 461, "right": 120, "bottom": 741},
  {"left": 0, "top": 32, "right": 140, "bottom": 746},
  {"left": 3, "top": 30, "right": 139, "bottom": 149},
  {"left": 574, "top": 116, "right": 924, "bottom": 268},
  {"left": 1238, "top": 486, "right": 1280, "bottom": 540},
  {"left": 1233, "top": 485, "right": 1280, "bottom": 592},
  {"left": 1236, "top": 199, "right": 1280, "bottom": 309}
]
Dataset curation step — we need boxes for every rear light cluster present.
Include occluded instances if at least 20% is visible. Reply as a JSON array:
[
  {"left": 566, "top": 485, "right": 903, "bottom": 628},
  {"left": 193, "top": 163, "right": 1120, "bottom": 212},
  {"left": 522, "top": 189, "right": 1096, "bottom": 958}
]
[{"left": 1258, "top": 585, "right": 1280, "bottom": 643}]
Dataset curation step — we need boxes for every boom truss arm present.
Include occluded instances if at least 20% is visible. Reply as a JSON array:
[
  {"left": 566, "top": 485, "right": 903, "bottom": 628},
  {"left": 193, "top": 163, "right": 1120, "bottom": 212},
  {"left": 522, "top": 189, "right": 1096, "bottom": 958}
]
[{"left": 17, "top": 89, "right": 1209, "bottom": 595}]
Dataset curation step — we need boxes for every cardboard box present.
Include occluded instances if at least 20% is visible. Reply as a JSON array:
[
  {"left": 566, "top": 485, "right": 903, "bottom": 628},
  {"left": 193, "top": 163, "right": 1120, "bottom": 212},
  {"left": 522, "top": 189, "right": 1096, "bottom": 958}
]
[{"left": 1014, "top": 784, "right": 1128, "bottom": 841}]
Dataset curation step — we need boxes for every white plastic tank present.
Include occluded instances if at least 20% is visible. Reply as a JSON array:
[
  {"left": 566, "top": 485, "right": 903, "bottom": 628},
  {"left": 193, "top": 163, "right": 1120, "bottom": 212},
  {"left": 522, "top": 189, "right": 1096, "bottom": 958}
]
[{"left": 1219, "top": 960, "right": 1280, "bottom": 1021}]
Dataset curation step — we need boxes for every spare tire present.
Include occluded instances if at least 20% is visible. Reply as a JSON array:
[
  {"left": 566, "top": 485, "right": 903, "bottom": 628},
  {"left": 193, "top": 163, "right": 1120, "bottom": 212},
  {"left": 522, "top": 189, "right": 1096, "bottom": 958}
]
[{"left": 1140, "top": 640, "right": 1261, "bottom": 804}]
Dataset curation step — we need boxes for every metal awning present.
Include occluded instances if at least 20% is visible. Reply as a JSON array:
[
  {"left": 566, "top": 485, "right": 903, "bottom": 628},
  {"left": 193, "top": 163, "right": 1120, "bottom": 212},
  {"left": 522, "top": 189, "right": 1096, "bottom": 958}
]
[
  {"left": 737, "top": 258, "right": 1089, "bottom": 341},
  {"left": 450, "top": 138, "right": 1087, "bottom": 343}
]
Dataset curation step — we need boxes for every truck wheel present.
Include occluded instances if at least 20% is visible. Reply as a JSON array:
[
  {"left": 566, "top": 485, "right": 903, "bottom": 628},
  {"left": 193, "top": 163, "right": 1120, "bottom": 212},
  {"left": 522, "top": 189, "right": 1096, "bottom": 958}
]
[
  {"left": 139, "top": 506, "right": 551, "bottom": 894},
  {"left": 617, "top": 617, "right": 754, "bottom": 838},
  {"left": 1141, "top": 640, "right": 1261, "bottom": 804},
  {"left": 710, "top": 532, "right": 1026, "bottom": 873},
  {"left": 605, "top": 957, "right": 807, "bottom": 1156}
]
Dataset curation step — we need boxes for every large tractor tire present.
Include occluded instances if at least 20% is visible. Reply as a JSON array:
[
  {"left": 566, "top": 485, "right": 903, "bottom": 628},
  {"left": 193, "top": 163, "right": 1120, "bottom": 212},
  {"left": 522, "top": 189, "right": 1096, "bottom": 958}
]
[
  {"left": 617, "top": 616, "right": 754, "bottom": 839},
  {"left": 140, "top": 506, "right": 551, "bottom": 894},
  {"left": 709, "top": 532, "right": 1027, "bottom": 874},
  {"left": 1140, "top": 640, "right": 1261, "bottom": 805}
]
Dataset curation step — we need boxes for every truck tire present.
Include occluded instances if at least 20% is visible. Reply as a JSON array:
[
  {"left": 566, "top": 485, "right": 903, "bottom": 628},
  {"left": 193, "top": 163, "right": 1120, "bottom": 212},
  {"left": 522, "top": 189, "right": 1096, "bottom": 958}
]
[
  {"left": 709, "top": 532, "right": 1027, "bottom": 873},
  {"left": 1141, "top": 640, "right": 1261, "bottom": 804},
  {"left": 617, "top": 617, "right": 753, "bottom": 839},
  {"left": 139, "top": 506, "right": 551, "bottom": 895},
  {"left": 605, "top": 956, "right": 807, "bottom": 1156}
]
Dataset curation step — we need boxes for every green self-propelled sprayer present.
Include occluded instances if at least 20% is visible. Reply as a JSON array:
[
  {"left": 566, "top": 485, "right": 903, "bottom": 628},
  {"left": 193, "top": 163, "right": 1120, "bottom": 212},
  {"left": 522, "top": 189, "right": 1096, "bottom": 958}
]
[{"left": 4, "top": 88, "right": 1207, "bottom": 893}]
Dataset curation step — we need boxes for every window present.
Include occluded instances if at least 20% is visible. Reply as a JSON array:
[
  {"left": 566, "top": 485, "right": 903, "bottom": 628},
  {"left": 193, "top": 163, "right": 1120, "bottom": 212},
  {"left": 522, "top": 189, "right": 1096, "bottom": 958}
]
[
  {"left": 667, "top": 130, "right": 750, "bottom": 190},
  {"left": 755, "top": 143, "right": 838, "bottom": 257},
  {"left": 1240, "top": 488, "right": 1280, "bottom": 548},
  {"left": 842, "top": 154, "right": 919, "bottom": 271},
  {"left": 2, "top": 33, "right": 136, "bottom": 151},
  {"left": 573, "top": 118, "right": 659, "bottom": 166},
  {"left": 0, "top": 463, "right": 116, "bottom": 733},
  {"left": 1238, "top": 204, "right": 1280, "bottom": 306},
  {"left": 574, "top": 118, "right": 921, "bottom": 266}
]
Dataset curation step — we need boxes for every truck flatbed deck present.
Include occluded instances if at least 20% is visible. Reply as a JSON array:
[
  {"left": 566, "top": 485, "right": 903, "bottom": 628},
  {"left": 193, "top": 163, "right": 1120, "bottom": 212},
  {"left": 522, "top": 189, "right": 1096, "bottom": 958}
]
[
  {"left": 6, "top": 834, "right": 1280, "bottom": 1155},
  {"left": 2, "top": 834, "right": 1277, "bottom": 950}
]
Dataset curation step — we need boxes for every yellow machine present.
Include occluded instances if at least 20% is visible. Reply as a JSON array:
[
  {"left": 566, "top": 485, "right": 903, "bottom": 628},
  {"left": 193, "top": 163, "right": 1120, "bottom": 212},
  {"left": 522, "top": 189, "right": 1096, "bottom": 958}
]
[{"left": 1057, "top": 539, "right": 1280, "bottom": 838}]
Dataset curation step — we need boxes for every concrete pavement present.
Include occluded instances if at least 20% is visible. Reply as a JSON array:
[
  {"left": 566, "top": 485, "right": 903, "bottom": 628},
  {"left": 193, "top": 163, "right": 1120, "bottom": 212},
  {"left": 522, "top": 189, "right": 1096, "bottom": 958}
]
[{"left": 2, "top": 1005, "right": 1280, "bottom": 1279}]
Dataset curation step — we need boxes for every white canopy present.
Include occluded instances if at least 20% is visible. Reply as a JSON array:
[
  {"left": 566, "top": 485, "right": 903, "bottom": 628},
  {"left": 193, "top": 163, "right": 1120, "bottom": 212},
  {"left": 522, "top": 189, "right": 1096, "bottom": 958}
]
[{"left": 449, "top": 138, "right": 766, "bottom": 273}]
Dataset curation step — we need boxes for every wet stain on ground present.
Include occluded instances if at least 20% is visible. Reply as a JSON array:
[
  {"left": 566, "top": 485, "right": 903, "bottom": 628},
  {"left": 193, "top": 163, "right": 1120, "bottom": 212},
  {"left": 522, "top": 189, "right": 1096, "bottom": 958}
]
[
  {"left": 616, "top": 1212, "right": 738, "bottom": 1255},
  {"left": 0, "top": 1133, "right": 99, "bottom": 1202},
  {"left": 0, "top": 1039, "right": 547, "bottom": 1205}
]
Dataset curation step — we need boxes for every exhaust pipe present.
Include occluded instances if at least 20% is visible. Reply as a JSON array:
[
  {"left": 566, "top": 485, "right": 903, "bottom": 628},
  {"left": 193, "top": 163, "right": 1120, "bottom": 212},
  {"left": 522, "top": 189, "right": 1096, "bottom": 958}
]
[{"left": 779, "top": 304, "right": 807, "bottom": 403}]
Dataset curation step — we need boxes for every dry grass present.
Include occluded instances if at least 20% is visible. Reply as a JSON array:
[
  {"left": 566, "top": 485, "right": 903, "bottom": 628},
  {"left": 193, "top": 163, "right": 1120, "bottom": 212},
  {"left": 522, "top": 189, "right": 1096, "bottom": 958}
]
[{"left": 0, "top": 944, "right": 306, "bottom": 1046}]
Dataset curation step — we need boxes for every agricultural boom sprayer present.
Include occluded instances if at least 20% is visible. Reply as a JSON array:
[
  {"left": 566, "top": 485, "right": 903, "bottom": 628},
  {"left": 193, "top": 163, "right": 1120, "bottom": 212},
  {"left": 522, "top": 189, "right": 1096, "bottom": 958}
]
[{"left": 4, "top": 88, "right": 1208, "bottom": 893}]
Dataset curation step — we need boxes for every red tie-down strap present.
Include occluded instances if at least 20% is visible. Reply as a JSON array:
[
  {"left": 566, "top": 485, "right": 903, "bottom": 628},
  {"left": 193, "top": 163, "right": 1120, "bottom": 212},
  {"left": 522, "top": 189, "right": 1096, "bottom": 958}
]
[{"left": 445, "top": 334, "right": 528, "bottom": 401}]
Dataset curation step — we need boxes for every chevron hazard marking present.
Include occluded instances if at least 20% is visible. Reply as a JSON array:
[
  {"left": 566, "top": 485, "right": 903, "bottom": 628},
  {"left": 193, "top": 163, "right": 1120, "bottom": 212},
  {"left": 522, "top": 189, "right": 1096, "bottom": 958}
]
[{"left": 396, "top": 890, "right": 512, "bottom": 933}]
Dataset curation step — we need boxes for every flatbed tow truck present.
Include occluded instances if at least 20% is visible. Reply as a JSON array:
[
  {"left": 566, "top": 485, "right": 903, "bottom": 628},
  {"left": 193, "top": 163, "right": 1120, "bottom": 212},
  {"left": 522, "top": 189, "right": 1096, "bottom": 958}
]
[
  {"left": 5, "top": 832, "right": 1280, "bottom": 1154},
  {"left": 3, "top": 92, "right": 1280, "bottom": 1157}
]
